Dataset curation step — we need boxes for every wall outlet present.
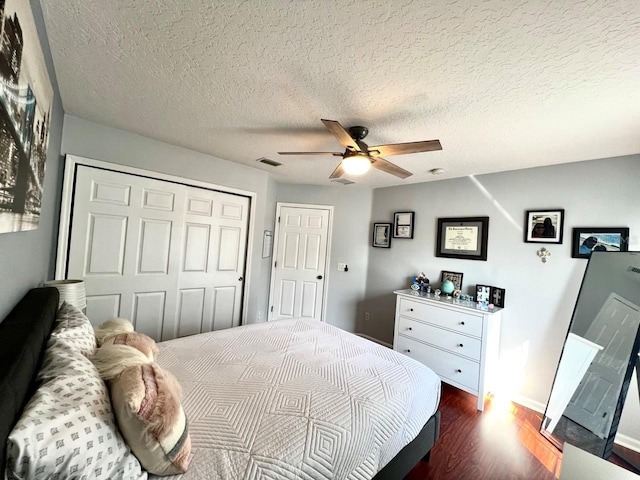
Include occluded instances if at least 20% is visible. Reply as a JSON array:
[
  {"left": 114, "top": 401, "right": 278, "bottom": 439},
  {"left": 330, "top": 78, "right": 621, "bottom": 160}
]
[
  {"left": 364, "top": 312, "right": 370, "bottom": 322},
  {"left": 337, "top": 263, "right": 347, "bottom": 271}
]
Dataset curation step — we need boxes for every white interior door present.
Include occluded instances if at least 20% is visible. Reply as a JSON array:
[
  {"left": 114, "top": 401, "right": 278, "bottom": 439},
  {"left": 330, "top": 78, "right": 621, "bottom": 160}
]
[
  {"left": 564, "top": 292, "right": 640, "bottom": 437},
  {"left": 66, "top": 165, "right": 249, "bottom": 341},
  {"left": 269, "top": 204, "right": 332, "bottom": 321}
]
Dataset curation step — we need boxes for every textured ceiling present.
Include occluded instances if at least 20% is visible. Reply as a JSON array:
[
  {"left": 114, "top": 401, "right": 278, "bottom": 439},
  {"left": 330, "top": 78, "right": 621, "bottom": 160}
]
[{"left": 41, "top": 0, "right": 640, "bottom": 188}]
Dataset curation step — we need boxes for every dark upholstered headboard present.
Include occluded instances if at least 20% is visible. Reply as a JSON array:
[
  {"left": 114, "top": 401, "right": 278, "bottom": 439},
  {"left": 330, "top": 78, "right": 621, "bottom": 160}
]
[{"left": 0, "top": 288, "right": 59, "bottom": 473}]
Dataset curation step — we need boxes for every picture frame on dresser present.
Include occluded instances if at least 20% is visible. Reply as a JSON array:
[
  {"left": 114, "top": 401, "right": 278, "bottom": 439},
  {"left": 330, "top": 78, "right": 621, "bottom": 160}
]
[
  {"left": 436, "top": 217, "right": 489, "bottom": 261},
  {"left": 441, "top": 271, "right": 464, "bottom": 290}
]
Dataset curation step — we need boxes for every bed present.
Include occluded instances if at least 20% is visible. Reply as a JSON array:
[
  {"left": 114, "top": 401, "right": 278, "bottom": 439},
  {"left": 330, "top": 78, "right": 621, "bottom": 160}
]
[{"left": 1, "top": 288, "right": 441, "bottom": 479}]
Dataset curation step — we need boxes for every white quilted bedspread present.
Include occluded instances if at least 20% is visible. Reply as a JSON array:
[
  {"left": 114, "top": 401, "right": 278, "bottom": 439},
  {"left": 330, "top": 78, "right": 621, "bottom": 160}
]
[{"left": 151, "top": 319, "right": 440, "bottom": 480}]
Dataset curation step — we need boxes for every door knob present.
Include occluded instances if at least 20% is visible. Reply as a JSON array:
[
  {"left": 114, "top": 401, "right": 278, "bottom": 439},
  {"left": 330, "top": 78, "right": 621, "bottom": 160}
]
[{"left": 317, "top": 275, "right": 323, "bottom": 280}]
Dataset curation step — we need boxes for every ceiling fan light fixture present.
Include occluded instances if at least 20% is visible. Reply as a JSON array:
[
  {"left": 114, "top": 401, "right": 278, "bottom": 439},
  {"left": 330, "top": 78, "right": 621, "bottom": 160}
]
[{"left": 341, "top": 155, "right": 371, "bottom": 176}]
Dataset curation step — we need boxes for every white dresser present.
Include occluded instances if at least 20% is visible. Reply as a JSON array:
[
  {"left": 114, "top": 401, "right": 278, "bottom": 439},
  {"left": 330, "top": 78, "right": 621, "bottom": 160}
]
[{"left": 393, "top": 289, "right": 502, "bottom": 411}]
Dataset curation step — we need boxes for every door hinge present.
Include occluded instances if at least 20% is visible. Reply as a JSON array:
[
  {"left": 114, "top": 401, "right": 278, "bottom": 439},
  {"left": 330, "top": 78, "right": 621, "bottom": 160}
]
[
  {"left": 270, "top": 306, "right": 273, "bottom": 312},
  {"left": 278, "top": 216, "right": 281, "bottom": 223},
  {"left": 274, "top": 261, "right": 277, "bottom": 268}
]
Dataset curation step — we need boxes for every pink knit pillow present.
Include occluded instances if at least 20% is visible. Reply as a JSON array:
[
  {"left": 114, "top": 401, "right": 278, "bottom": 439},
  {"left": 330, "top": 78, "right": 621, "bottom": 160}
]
[{"left": 109, "top": 363, "right": 191, "bottom": 475}]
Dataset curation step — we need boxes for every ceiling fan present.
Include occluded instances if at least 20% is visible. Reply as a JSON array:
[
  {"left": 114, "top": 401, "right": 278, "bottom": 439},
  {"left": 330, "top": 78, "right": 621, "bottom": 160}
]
[{"left": 278, "top": 119, "right": 442, "bottom": 180}]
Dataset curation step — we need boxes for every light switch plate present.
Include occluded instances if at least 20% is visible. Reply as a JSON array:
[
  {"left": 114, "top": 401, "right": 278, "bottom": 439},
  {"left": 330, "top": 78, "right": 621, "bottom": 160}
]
[{"left": 337, "top": 263, "right": 347, "bottom": 271}]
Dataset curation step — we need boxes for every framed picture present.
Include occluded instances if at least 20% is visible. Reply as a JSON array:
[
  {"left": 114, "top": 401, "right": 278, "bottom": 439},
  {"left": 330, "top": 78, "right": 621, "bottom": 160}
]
[
  {"left": 372, "top": 223, "right": 392, "bottom": 248},
  {"left": 436, "top": 217, "right": 489, "bottom": 261},
  {"left": 476, "top": 285, "right": 491, "bottom": 303},
  {"left": 571, "top": 227, "right": 630, "bottom": 259},
  {"left": 441, "top": 271, "right": 463, "bottom": 290},
  {"left": 490, "top": 287, "right": 506, "bottom": 308},
  {"left": 525, "top": 209, "right": 565, "bottom": 244},
  {"left": 393, "top": 211, "right": 415, "bottom": 239}
]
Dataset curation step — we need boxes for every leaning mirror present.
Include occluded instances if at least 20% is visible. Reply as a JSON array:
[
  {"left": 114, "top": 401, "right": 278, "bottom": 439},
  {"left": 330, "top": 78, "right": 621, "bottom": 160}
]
[{"left": 541, "top": 251, "right": 640, "bottom": 458}]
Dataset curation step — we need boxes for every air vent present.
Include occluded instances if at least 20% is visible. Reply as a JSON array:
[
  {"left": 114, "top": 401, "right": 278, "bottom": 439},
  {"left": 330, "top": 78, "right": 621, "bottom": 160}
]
[
  {"left": 256, "top": 157, "right": 282, "bottom": 167},
  {"left": 627, "top": 266, "right": 640, "bottom": 275},
  {"left": 331, "top": 178, "right": 354, "bottom": 185}
]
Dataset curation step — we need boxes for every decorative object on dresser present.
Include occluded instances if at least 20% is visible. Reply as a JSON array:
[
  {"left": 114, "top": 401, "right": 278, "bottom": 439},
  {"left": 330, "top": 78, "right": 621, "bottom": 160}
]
[
  {"left": 436, "top": 217, "right": 489, "bottom": 261},
  {"left": 476, "top": 284, "right": 491, "bottom": 303},
  {"left": 441, "top": 271, "right": 463, "bottom": 291},
  {"left": 372, "top": 222, "right": 392, "bottom": 248},
  {"left": 571, "top": 227, "right": 629, "bottom": 259},
  {"left": 393, "top": 211, "right": 415, "bottom": 238},
  {"left": 524, "top": 209, "right": 565, "bottom": 244},
  {"left": 393, "top": 289, "right": 503, "bottom": 411},
  {"left": 490, "top": 287, "right": 506, "bottom": 308}
]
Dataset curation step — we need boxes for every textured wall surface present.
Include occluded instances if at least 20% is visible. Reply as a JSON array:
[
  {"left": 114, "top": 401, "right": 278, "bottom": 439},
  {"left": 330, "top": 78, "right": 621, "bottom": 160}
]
[{"left": 40, "top": 0, "right": 640, "bottom": 187}]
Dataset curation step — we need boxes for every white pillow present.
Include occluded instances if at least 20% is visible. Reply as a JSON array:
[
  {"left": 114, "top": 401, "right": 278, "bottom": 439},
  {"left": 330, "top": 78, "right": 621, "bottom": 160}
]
[
  {"left": 6, "top": 345, "right": 146, "bottom": 480},
  {"left": 50, "top": 302, "right": 97, "bottom": 357}
]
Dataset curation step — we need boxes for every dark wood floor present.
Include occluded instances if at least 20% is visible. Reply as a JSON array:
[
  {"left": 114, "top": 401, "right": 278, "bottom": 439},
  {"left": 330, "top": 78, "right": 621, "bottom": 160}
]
[{"left": 405, "top": 384, "right": 640, "bottom": 479}]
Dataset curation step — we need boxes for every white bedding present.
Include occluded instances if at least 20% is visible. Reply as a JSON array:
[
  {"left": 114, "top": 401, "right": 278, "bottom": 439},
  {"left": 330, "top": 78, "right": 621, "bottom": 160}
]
[{"left": 151, "top": 319, "right": 440, "bottom": 480}]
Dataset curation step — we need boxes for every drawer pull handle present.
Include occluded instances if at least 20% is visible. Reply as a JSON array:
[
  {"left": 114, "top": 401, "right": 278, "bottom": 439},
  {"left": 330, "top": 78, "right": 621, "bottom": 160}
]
[
  {"left": 458, "top": 343, "right": 464, "bottom": 347},
  {"left": 460, "top": 321, "right": 465, "bottom": 325},
  {"left": 408, "top": 327, "right": 413, "bottom": 331},
  {"left": 456, "top": 369, "right": 462, "bottom": 373},
  {"left": 406, "top": 349, "right": 411, "bottom": 353},
  {"left": 409, "top": 308, "right": 414, "bottom": 312}
]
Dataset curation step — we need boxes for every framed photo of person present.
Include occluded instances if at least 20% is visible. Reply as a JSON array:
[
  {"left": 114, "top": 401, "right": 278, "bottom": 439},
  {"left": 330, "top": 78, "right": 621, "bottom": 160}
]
[
  {"left": 372, "top": 223, "right": 392, "bottom": 248},
  {"left": 436, "top": 217, "right": 489, "bottom": 261},
  {"left": 393, "top": 211, "right": 415, "bottom": 239},
  {"left": 525, "top": 209, "right": 564, "bottom": 244},
  {"left": 571, "top": 227, "right": 629, "bottom": 259}
]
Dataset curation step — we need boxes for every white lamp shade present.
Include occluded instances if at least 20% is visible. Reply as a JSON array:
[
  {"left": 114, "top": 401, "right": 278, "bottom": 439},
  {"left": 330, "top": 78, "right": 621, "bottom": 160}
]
[{"left": 44, "top": 279, "right": 87, "bottom": 310}]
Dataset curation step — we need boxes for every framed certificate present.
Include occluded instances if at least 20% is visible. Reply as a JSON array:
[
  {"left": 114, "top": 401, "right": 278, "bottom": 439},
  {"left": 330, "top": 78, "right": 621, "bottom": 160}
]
[
  {"left": 436, "top": 217, "right": 489, "bottom": 261},
  {"left": 393, "top": 211, "right": 415, "bottom": 239}
]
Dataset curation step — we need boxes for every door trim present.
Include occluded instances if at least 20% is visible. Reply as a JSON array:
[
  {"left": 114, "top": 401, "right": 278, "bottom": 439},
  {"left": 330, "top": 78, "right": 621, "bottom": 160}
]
[
  {"left": 267, "top": 202, "right": 334, "bottom": 322},
  {"left": 55, "top": 154, "right": 257, "bottom": 326}
]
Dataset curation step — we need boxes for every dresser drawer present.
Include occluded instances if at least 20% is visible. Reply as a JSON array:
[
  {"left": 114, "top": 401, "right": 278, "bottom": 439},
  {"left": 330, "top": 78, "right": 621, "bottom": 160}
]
[
  {"left": 397, "top": 316, "right": 482, "bottom": 361},
  {"left": 398, "top": 297, "right": 483, "bottom": 338},
  {"left": 396, "top": 336, "right": 480, "bottom": 392}
]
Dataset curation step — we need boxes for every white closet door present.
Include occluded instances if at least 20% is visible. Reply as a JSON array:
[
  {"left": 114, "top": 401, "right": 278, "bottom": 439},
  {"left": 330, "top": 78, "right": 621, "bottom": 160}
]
[{"left": 66, "top": 165, "right": 248, "bottom": 341}]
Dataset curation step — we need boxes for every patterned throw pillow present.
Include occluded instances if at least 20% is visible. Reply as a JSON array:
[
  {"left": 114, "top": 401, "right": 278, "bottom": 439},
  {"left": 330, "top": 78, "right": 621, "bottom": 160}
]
[
  {"left": 6, "top": 346, "right": 146, "bottom": 480},
  {"left": 50, "top": 302, "right": 97, "bottom": 357},
  {"left": 109, "top": 363, "right": 191, "bottom": 475}
]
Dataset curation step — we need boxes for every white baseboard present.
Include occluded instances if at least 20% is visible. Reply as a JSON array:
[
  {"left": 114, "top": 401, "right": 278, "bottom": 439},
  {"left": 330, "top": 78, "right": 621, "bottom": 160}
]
[
  {"left": 510, "top": 394, "right": 640, "bottom": 455},
  {"left": 355, "top": 333, "right": 393, "bottom": 349}
]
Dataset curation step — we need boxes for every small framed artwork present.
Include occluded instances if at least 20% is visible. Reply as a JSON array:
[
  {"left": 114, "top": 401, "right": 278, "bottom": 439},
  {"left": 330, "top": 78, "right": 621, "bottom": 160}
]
[
  {"left": 490, "top": 287, "right": 506, "bottom": 308},
  {"left": 372, "top": 223, "right": 392, "bottom": 248},
  {"left": 476, "top": 284, "right": 491, "bottom": 303},
  {"left": 571, "top": 227, "right": 630, "bottom": 259},
  {"left": 525, "top": 209, "right": 565, "bottom": 244},
  {"left": 436, "top": 217, "right": 489, "bottom": 261},
  {"left": 441, "top": 271, "right": 464, "bottom": 290},
  {"left": 393, "top": 211, "right": 415, "bottom": 239}
]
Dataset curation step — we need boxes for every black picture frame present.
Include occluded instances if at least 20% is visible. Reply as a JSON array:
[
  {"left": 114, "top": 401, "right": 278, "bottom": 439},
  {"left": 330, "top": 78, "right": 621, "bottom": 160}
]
[
  {"left": 393, "top": 211, "right": 415, "bottom": 239},
  {"left": 490, "top": 287, "right": 506, "bottom": 308},
  {"left": 372, "top": 223, "right": 392, "bottom": 248},
  {"left": 571, "top": 227, "right": 630, "bottom": 259},
  {"left": 441, "top": 271, "right": 463, "bottom": 290},
  {"left": 436, "top": 217, "right": 489, "bottom": 261},
  {"left": 476, "top": 284, "right": 491, "bottom": 302},
  {"left": 524, "top": 209, "right": 565, "bottom": 244}
]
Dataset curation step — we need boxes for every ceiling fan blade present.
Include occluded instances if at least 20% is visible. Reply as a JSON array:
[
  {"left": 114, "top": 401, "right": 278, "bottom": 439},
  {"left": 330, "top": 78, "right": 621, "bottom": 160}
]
[
  {"left": 368, "top": 140, "right": 442, "bottom": 157},
  {"left": 371, "top": 157, "right": 412, "bottom": 179},
  {"left": 329, "top": 163, "right": 345, "bottom": 179},
  {"left": 278, "top": 151, "right": 344, "bottom": 156},
  {"left": 321, "top": 119, "right": 361, "bottom": 151}
]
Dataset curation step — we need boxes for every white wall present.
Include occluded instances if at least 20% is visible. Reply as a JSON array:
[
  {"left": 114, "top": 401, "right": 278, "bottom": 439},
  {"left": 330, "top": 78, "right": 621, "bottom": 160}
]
[
  {"left": 0, "top": 1, "right": 64, "bottom": 320},
  {"left": 60, "top": 115, "right": 277, "bottom": 323},
  {"left": 362, "top": 154, "right": 640, "bottom": 442},
  {"left": 275, "top": 183, "right": 373, "bottom": 332}
]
